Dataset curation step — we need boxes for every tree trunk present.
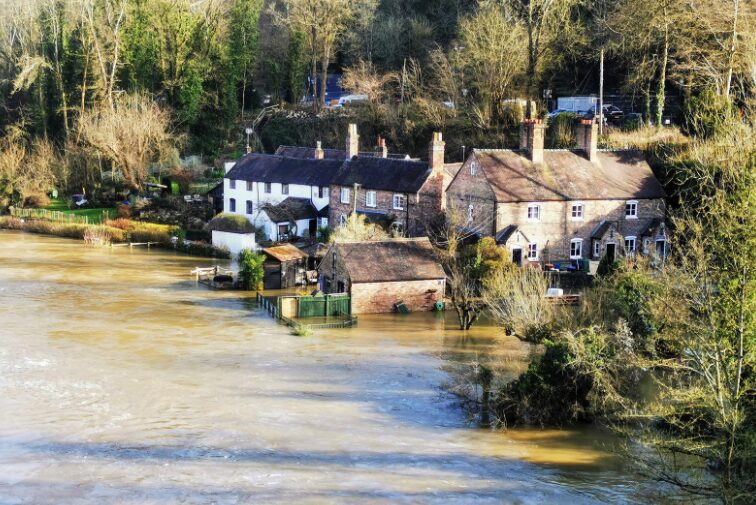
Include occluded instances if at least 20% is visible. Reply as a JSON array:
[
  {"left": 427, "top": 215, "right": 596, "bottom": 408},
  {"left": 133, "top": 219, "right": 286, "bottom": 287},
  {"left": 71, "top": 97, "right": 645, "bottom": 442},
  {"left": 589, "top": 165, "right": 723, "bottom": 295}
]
[
  {"left": 310, "top": 57, "right": 318, "bottom": 112},
  {"left": 320, "top": 50, "right": 330, "bottom": 109},
  {"left": 724, "top": 0, "right": 740, "bottom": 100},
  {"left": 655, "top": 15, "right": 669, "bottom": 127}
]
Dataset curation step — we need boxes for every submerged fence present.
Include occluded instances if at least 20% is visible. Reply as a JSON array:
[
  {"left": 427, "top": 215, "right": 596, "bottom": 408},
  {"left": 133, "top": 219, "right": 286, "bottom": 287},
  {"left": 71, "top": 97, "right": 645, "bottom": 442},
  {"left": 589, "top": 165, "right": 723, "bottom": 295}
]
[
  {"left": 9, "top": 207, "right": 108, "bottom": 225},
  {"left": 256, "top": 292, "right": 356, "bottom": 329}
]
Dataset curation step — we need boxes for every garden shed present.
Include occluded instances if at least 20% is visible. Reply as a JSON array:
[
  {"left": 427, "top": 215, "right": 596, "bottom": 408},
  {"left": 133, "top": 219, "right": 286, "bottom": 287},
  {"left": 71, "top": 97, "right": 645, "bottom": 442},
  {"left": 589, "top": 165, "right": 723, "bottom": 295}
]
[{"left": 262, "top": 243, "right": 309, "bottom": 290}]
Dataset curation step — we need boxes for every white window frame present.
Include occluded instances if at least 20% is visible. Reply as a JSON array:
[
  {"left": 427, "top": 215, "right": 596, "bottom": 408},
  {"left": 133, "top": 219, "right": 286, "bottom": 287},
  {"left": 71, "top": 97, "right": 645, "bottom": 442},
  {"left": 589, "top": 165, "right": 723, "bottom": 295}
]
[
  {"left": 246, "top": 181, "right": 253, "bottom": 191},
  {"left": 339, "top": 214, "right": 347, "bottom": 226},
  {"left": 392, "top": 194, "right": 405, "bottom": 210},
  {"left": 570, "top": 238, "right": 583, "bottom": 259},
  {"left": 571, "top": 202, "right": 584, "bottom": 220},
  {"left": 470, "top": 161, "right": 476, "bottom": 176},
  {"left": 365, "top": 190, "right": 377, "bottom": 208},
  {"left": 527, "top": 243, "right": 538, "bottom": 260},
  {"left": 625, "top": 200, "right": 638, "bottom": 219},
  {"left": 340, "top": 187, "right": 350, "bottom": 204},
  {"left": 281, "top": 183, "right": 289, "bottom": 195},
  {"left": 229, "top": 179, "right": 236, "bottom": 190},
  {"left": 624, "top": 236, "right": 637, "bottom": 255},
  {"left": 527, "top": 203, "right": 541, "bottom": 221},
  {"left": 264, "top": 182, "right": 272, "bottom": 194},
  {"left": 593, "top": 240, "right": 601, "bottom": 258}
]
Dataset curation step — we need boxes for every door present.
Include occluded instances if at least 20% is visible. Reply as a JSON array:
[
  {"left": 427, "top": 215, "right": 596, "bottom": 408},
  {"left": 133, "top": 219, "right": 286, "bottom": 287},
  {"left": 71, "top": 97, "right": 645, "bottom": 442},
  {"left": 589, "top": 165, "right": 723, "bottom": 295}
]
[
  {"left": 512, "top": 248, "right": 522, "bottom": 267},
  {"left": 605, "top": 243, "right": 616, "bottom": 263},
  {"left": 263, "top": 263, "right": 281, "bottom": 290},
  {"left": 308, "top": 219, "right": 317, "bottom": 238}
]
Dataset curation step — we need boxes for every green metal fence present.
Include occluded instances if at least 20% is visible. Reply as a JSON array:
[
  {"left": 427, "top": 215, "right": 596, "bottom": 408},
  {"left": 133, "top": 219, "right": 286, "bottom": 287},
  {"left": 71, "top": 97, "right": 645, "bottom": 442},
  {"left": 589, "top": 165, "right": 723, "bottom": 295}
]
[{"left": 298, "top": 294, "right": 351, "bottom": 318}]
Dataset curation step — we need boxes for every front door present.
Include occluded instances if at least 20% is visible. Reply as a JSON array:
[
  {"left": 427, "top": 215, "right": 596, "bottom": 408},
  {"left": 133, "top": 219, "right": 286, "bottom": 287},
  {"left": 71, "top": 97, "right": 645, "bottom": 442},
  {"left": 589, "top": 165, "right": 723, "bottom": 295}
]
[
  {"left": 605, "top": 243, "right": 616, "bottom": 263},
  {"left": 308, "top": 219, "right": 317, "bottom": 238},
  {"left": 512, "top": 248, "right": 522, "bottom": 266}
]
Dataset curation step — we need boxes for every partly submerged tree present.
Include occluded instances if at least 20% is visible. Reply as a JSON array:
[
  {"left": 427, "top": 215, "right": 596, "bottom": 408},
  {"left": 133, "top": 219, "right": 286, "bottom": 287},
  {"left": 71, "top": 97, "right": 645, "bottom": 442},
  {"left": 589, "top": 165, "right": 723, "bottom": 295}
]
[{"left": 238, "top": 248, "right": 265, "bottom": 290}]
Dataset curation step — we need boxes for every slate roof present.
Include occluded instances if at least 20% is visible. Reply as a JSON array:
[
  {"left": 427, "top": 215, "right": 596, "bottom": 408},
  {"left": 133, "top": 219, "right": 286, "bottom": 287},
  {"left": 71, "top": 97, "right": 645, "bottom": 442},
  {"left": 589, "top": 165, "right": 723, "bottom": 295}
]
[
  {"left": 472, "top": 149, "right": 666, "bottom": 202},
  {"left": 225, "top": 153, "right": 342, "bottom": 186},
  {"left": 495, "top": 225, "right": 518, "bottom": 244},
  {"left": 263, "top": 243, "right": 309, "bottom": 263},
  {"left": 261, "top": 197, "right": 319, "bottom": 223},
  {"left": 591, "top": 220, "right": 614, "bottom": 239},
  {"left": 332, "top": 156, "right": 432, "bottom": 193},
  {"left": 333, "top": 237, "right": 445, "bottom": 283},
  {"left": 276, "top": 146, "right": 411, "bottom": 160}
]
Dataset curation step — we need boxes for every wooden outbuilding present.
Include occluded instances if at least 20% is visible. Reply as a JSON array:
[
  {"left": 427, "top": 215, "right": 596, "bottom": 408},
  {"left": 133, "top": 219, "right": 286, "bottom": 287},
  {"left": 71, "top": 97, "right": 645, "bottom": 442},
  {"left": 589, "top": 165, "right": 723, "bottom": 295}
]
[
  {"left": 317, "top": 237, "right": 446, "bottom": 314},
  {"left": 262, "top": 244, "right": 309, "bottom": 290}
]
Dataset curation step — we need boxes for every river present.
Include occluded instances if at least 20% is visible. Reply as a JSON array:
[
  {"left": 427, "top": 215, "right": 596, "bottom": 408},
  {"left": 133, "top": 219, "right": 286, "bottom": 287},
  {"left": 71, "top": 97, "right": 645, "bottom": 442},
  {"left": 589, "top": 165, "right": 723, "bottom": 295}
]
[{"left": 0, "top": 231, "right": 668, "bottom": 504}]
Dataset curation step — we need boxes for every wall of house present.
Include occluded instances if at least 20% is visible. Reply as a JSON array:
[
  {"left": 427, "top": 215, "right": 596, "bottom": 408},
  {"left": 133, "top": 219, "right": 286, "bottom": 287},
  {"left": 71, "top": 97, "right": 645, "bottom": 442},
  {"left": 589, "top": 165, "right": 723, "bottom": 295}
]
[
  {"left": 254, "top": 213, "right": 323, "bottom": 242},
  {"left": 318, "top": 245, "right": 351, "bottom": 294},
  {"left": 211, "top": 230, "right": 257, "bottom": 256},
  {"left": 351, "top": 279, "right": 445, "bottom": 314},
  {"left": 412, "top": 170, "right": 447, "bottom": 235},
  {"left": 223, "top": 179, "right": 329, "bottom": 221},
  {"left": 496, "top": 198, "right": 667, "bottom": 263},
  {"left": 328, "top": 185, "right": 412, "bottom": 232},
  {"left": 445, "top": 155, "right": 498, "bottom": 235}
]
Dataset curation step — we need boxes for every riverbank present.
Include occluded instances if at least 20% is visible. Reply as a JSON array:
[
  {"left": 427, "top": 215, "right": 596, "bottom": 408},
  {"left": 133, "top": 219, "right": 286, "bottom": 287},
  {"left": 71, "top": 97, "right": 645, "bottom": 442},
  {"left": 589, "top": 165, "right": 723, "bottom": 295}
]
[
  {"left": 0, "top": 230, "right": 675, "bottom": 504},
  {"left": 0, "top": 215, "right": 229, "bottom": 258}
]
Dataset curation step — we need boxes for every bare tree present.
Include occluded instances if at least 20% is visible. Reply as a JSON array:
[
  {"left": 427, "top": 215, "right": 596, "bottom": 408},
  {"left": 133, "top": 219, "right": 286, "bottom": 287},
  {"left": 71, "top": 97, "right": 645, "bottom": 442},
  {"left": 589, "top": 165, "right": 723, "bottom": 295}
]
[{"left": 77, "top": 93, "right": 178, "bottom": 190}]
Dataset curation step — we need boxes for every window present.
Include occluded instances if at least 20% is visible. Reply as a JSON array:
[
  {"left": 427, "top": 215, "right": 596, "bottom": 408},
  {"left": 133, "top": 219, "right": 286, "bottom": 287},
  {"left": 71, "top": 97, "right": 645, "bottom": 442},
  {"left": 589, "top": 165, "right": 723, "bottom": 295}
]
[
  {"left": 624, "top": 236, "right": 636, "bottom": 255},
  {"left": 332, "top": 252, "right": 336, "bottom": 268},
  {"left": 229, "top": 198, "right": 236, "bottom": 212},
  {"left": 571, "top": 203, "right": 584, "bottom": 220},
  {"left": 366, "top": 190, "right": 377, "bottom": 207},
  {"left": 282, "top": 183, "right": 289, "bottom": 195},
  {"left": 339, "top": 214, "right": 347, "bottom": 226},
  {"left": 625, "top": 200, "right": 638, "bottom": 219},
  {"left": 229, "top": 179, "right": 236, "bottom": 189},
  {"left": 246, "top": 200, "right": 253, "bottom": 215},
  {"left": 593, "top": 241, "right": 601, "bottom": 257},
  {"left": 246, "top": 181, "right": 253, "bottom": 191},
  {"left": 278, "top": 223, "right": 290, "bottom": 239},
  {"left": 527, "top": 204, "right": 541, "bottom": 221},
  {"left": 467, "top": 204, "right": 474, "bottom": 221},
  {"left": 470, "top": 161, "right": 477, "bottom": 176},
  {"left": 393, "top": 194, "right": 405, "bottom": 210},
  {"left": 527, "top": 243, "right": 538, "bottom": 260},
  {"left": 264, "top": 182, "right": 272, "bottom": 194},
  {"left": 340, "top": 187, "right": 350, "bottom": 204},
  {"left": 570, "top": 239, "right": 583, "bottom": 259},
  {"left": 318, "top": 186, "right": 327, "bottom": 199}
]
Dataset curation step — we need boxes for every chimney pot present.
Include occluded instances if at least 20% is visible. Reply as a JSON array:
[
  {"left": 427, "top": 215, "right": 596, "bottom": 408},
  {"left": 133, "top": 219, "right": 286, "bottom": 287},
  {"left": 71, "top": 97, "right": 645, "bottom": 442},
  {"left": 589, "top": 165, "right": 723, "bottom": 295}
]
[
  {"left": 428, "top": 131, "right": 445, "bottom": 172},
  {"left": 576, "top": 119, "right": 598, "bottom": 162},
  {"left": 314, "top": 141, "right": 324, "bottom": 160},
  {"left": 519, "top": 120, "right": 544, "bottom": 164}
]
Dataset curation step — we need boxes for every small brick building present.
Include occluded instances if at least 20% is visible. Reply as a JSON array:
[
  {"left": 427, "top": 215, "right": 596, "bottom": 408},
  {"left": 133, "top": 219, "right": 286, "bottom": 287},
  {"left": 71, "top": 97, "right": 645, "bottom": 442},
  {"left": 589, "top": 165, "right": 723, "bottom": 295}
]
[
  {"left": 318, "top": 238, "right": 446, "bottom": 314},
  {"left": 446, "top": 120, "right": 668, "bottom": 265}
]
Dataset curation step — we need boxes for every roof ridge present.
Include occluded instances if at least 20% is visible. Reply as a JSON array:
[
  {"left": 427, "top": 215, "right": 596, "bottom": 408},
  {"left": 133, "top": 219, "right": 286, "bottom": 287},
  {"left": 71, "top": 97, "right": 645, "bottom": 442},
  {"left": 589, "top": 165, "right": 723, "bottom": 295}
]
[{"left": 335, "top": 237, "right": 430, "bottom": 244}]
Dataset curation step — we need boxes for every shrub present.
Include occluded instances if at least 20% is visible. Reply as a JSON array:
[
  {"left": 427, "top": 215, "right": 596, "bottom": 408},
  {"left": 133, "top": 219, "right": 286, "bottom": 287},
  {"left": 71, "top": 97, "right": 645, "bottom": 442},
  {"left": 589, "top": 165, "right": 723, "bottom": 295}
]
[
  {"left": 291, "top": 326, "right": 313, "bottom": 336},
  {"left": 23, "top": 193, "right": 51, "bottom": 208},
  {"left": 181, "top": 240, "right": 231, "bottom": 258},
  {"left": 117, "top": 203, "right": 132, "bottom": 218},
  {"left": 546, "top": 112, "right": 577, "bottom": 148},
  {"left": 238, "top": 248, "right": 265, "bottom": 290},
  {"left": 206, "top": 213, "right": 255, "bottom": 234}
]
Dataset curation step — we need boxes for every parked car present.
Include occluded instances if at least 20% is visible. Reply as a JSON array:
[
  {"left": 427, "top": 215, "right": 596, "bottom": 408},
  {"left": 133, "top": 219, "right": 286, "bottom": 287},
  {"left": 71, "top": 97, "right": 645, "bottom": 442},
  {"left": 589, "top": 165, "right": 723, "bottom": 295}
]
[
  {"left": 602, "top": 104, "right": 624, "bottom": 121},
  {"left": 620, "top": 112, "right": 644, "bottom": 130}
]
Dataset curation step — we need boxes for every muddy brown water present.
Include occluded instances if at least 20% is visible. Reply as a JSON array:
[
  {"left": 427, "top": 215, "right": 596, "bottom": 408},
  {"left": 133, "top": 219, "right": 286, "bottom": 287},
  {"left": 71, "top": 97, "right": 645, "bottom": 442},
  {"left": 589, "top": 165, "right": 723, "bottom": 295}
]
[{"left": 0, "top": 231, "right": 671, "bottom": 504}]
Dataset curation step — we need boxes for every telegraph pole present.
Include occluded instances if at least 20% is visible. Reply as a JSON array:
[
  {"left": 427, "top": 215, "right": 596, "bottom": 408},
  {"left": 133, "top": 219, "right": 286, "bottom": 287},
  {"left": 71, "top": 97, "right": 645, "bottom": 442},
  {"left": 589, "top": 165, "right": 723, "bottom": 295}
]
[{"left": 599, "top": 48, "right": 605, "bottom": 136}]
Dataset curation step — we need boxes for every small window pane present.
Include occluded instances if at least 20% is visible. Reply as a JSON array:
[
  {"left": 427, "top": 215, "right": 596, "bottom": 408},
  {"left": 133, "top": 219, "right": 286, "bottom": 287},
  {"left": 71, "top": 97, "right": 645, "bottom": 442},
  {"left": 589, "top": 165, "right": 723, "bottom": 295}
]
[
  {"left": 246, "top": 181, "right": 253, "bottom": 191},
  {"left": 570, "top": 240, "right": 583, "bottom": 258},
  {"left": 527, "top": 243, "right": 538, "bottom": 259},
  {"left": 229, "top": 198, "right": 236, "bottom": 212},
  {"left": 572, "top": 204, "right": 583, "bottom": 219},
  {"left": 528, "top": 204, "right": 540, "bottom": 220},
  {"left": 340, "top": 188, "right": 350, "bottom": 204},
  {"left": 264, "top": 183, "right": 271, "bottom": 194},
  {"left": 282, "top": 184, "right": 289, "bottom": 195},
  {"left": 246, "top": 200, "right": 253, "bottom": 214},
  {"left": 229, "top": 179, "right": 236, "bottom": 189}
]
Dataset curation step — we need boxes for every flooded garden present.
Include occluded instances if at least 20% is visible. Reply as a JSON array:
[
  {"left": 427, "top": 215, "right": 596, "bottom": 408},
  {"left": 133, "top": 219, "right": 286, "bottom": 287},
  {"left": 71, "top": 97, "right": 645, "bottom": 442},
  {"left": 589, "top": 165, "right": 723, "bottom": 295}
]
[{"left": 0, "top": 231, "right": 671, "bottom": 504}]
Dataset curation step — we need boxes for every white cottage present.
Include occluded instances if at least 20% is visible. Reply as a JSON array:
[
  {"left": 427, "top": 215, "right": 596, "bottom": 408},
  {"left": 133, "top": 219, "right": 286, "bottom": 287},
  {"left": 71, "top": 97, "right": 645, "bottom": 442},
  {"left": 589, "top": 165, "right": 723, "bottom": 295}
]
[{"left": 223, "top": 153, "right": 341, "bottom": 241}]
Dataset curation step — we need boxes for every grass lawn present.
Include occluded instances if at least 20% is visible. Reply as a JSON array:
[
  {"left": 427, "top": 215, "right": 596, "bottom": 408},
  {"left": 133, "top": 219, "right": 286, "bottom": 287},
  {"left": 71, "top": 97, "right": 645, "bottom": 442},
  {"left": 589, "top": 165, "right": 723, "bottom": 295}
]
[{"left": 45, "top": 198, "right": 117, "bottom": 223}]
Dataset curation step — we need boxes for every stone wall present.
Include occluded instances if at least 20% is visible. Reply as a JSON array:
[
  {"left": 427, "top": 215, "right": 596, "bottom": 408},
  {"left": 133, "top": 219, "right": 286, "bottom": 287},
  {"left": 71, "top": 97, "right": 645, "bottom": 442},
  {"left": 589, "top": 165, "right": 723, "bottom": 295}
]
[
  {"left": 351, "top": 279, "right": 445, "bottom": 314},
  {"left": 445, "top": 155, "right": 498, "bottom": 235}
]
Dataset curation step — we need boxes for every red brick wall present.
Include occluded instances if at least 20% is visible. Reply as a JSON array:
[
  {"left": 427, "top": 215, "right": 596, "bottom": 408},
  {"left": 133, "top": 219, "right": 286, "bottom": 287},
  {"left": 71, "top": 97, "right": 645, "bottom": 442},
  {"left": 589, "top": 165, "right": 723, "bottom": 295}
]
[{"left": 351, "top": 279, "right": 445, "bottom": 314}]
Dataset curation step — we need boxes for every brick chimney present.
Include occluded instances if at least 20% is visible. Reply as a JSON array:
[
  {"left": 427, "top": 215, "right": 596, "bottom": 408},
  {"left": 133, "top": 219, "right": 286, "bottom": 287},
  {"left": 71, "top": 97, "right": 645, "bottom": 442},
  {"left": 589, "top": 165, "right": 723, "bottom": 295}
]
[
  {"left": 519, "top": 119, "right": 544, "bottom": 164},
  {"left": 379, "top": 137, "right": 388, "bottom": 158},
  {"left": 428, "top": 132, "right": 445, "bottom": 172},
  {"left": 314, "top": 141, "right": 324, "bottom": 160},
  {"left": 576, "top": 119, "right": 598, "bottom": 162},
  {"left": 346, "top": 123, "right": 359, "bottom": 159}
]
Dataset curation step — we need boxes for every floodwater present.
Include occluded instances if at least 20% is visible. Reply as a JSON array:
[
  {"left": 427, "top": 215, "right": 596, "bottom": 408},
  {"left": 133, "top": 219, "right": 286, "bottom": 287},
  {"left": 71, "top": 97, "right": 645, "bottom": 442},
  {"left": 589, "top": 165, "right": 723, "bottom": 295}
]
[{"left": 0, "top": 231, "right": 666, "bottom": 504}]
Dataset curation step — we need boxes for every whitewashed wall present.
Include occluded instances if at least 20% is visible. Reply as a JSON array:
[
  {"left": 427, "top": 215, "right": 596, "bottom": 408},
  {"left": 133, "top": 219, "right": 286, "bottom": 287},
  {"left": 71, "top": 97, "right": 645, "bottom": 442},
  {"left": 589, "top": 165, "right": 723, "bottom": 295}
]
[{"left": 211, "top": 230, "right": 257, "bottom": 256}]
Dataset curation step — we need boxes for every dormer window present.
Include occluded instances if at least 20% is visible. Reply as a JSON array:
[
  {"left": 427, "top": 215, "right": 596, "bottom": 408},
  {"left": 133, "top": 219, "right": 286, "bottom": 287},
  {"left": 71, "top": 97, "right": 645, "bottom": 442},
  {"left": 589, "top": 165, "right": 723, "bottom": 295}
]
[
  {"left": 625, "top": 200, "right": 638, "bottom": 219},
  {"left": 571, "top": 202, "right": 584, "bottom": 220},
  {"left": 527, "top": 204, "right": 541, "bottom": 221}
]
